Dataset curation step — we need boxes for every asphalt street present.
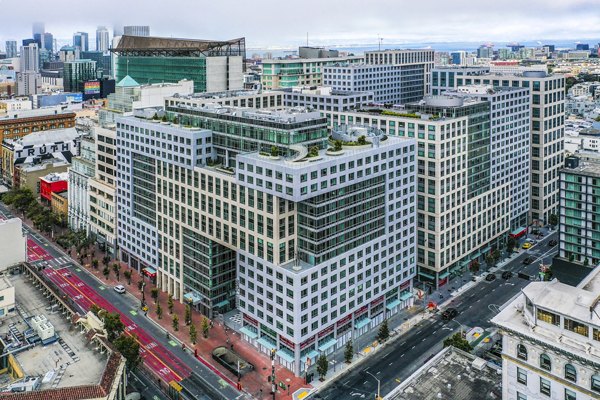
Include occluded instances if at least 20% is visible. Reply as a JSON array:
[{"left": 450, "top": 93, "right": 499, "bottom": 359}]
[
  {"left": 0, "top": 203, "right": 243, "bottom": 400},
  {"left": 312, "top": 232, "right": 558, "bottom": 400}
]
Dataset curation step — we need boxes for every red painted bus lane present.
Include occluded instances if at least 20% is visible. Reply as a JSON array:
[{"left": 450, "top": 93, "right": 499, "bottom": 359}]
[{"left": 43, "top": 268, "right": 191, "bottom": 383}]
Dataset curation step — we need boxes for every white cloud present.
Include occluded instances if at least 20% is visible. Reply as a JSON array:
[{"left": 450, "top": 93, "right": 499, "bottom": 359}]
[{"left": 0, "top": 0, "right": 599, "bottom": 50}]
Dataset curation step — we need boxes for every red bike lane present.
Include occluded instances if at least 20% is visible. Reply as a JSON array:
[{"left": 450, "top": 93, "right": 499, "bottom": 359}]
[
  {"left": 43, "top": 268, "right": 191, "bottom": 384},
  {"left": 27, "top": 237, "right": 53, "bottom": 262}
]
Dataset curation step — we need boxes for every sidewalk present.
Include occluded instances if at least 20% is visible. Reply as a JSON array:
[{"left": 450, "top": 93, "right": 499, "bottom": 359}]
[{"left": 71, "top": 245, "right": 307, "bottom": 400}]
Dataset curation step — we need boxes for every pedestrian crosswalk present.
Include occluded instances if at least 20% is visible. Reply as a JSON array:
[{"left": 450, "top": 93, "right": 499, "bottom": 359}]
[{"left": 30, "top": 256, "right": 72, "bottom": 269}]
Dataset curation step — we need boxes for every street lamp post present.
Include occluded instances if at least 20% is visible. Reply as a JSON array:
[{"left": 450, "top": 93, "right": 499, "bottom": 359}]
[
  {"left": 365, "top": 371, "right": 381, "bottom": 400},
  {"left": 450, "top": 319, "right": 466, "bottom": 336}
]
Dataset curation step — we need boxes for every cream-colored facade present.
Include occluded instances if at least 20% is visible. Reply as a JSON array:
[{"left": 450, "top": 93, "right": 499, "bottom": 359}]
[
  {"left": 88, "top": 127, "right": 117, "bottom": 257},
  {"left": 335, "top": 101, "right": 511, "bottom": 286}
]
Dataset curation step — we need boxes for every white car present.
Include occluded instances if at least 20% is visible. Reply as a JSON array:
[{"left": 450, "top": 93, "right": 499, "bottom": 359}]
[{"left": 114, "top": 285, "right": 126, "bottom": 294}]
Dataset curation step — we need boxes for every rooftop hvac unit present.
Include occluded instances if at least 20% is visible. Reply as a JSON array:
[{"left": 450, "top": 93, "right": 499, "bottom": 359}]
[
  {"left": 30, "top": 315, "right": 47, "bottom": 330},
  {"left": 36, "top": 321, "right": 55, "bottom": 341}
]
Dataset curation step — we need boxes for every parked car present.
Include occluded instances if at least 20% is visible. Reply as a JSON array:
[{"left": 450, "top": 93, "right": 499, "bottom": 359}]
[
  {"left": 548, "top": 239, "right": 558, "bottom": 247},
  {"left": 114, "top": 285, "right": 126, "bottom": 294},
  {"left": 522, "top": 256, "right": 535, "bottom": 265},
  {"left": 441, "top": 308, "right": 459, "bottom": 321},
  {"left": 522, "top": 242, "right": 533, "bottom": 249},
  {"left": 501, "top": 271, "right": 513, "bottom": 280},
  {"left": 485, "top": 273, "right": 496, "bottom": 282}
]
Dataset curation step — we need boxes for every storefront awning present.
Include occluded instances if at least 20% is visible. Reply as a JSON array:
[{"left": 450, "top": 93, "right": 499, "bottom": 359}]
[
  {"left": 510, "top": 227, "right": 527, "bottom": 238},
  {"left": 276, "top": 349, "right": 295, "bottom": 363},
  {"left": 481, "top": 246, "right": 491, "bottom": 254},
  {"left": 399, "top": 292, "right": 414, "bottom": 301},
  {"left": 240, "top": 325, "right": 258, "bottom": 339},
  {"left": 355, "top": 317, "right": 371, "bottom": 330},
  {"left": 183, "top": 292, "right": 202, "bottom": 305},
  {"left": 258, "top": 336, "right": 276, "bottom": 349},
  {"left": 386, "top": 299, "right": 401, "bottom": 310},
  {"left": 306, "top": 349, "right": 319, "bottom": 360},
  {"left": 439, "top": 271, "right": 450, "bottom": 279},
  {"left": 143, "top": 267, "right": 157, "bottom": 277},
  {"left": 214, "top": 299, "right": 230, "bottom": 308},
  {"left": 419, "top": 271, "right": 435, "bottom": 280},
  {"left": 318, "top": 338, "right": 337, "bottom": 352},
  {"left": 469, "top": 252, "right": 481, "bottom": 261},
  {"left": 458, "top": 260, "right": 470, "bottom": 268}
]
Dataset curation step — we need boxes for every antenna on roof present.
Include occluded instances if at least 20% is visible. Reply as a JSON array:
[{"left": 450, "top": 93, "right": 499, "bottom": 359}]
[
  {"left": 306, "top": 32, "right": 309, "bottom": 47},
  {"left": 378, "top": 35, "right": 383, "bottom": 51}
]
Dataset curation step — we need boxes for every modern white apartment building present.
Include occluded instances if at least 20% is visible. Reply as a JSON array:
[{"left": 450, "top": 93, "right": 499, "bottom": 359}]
[
  {"left": 117, "top": 105, "right": 417, "bottom": 375},
  {"left": 334, "top": 94, "right": 520, "bottom": 287},
  {"left": 281, "top": 86, "right": 374, "bottom": 126},
  {"left": 261, "top": 56, "right": 363, "bottom": 89},
  {"left": 431, "top": 66, "right": 491, "bottom": 95},
  {"left": 434, "top": 70, "right": 565, "bottom": 225},
  {"left": 67, "top": 134, "right": 95, "bottom": 232},
  {"left": 164, "top": 89, "right": 284, "bottom": 110},
  {"left": 89, "top": 126, "right": 117, "bottom": 257},
  {"left": 324, "top": 49, "right": 435, "bottom": 104},
  {"left": 492, "top": 271, "right": 600, "bottom": 400}
]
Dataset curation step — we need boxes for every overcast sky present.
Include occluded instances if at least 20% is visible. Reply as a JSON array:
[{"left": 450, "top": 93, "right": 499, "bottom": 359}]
[{"left": 1, "top": 0, "right": 599, "bottom": 50}]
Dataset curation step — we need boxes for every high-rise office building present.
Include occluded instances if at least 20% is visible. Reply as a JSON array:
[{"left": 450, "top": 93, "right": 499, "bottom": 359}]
[
  {"left": 20, "top": 43, "right": 39, "bottom": 72},
  {"left": 123, "top": 26, "right": 150, "bottom": 37},
  {"left": 73, "top": 32, "right": 89, "bottom": 52},
  {"left": 96, "top": 26, "right": 110, "bottom": 52},
  {"left": 333, "top": 88, "right": 529, "bottom": 287},
  {"left": 323, "top": 49, "right": 435, "bottom": 104},
  {"left": 111, "top": 35, "right": 245, "bottom": 93},
  {"left": 32, "top": 22, "right": 45, "bottom": 36},
  {"left": 117, "top": 103, "right": 417, "bottom": 375},
  {"left": 477, "top": 45, "right": 494, "bottom": 59},
  {"left": 5, "top": 41, "right": 17, "bottom": 59},
  {"left": 63, "top": 59, "right": 97, "bottom": 92},
  {"left": 559, "top": 156, "right": 600, "bottom": 266},
  {"left": 89, "top": 126, "right": 117, "bottom": 257},
  {"left": 42, "top": 32, "right": 53, "bottom": 52},
  {"left": 434, "top": 70, "right": 565, "bottom": 225}
]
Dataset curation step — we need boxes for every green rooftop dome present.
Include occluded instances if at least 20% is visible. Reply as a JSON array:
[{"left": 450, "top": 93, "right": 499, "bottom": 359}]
[{"left": 116, "top": 75, "right": 140, "bottom": 87}]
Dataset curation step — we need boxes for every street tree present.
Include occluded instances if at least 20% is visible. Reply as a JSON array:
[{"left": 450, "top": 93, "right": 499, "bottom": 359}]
[
  {"left": 492, "top": 249, "right": 501, "bottom": 264},
  {"left": 189, "top": 324, "right": 197, "bottom": 344},
  {"left": 506, "top": 237, "right": 517, "bottom": 253},
  {"left": 443, "top": 333, "right": 473, "bottom": 353},
  {"left": 344, "top": 340, "right": 354, "bottom": 364},
  {"left": 123, "top": 270, "right": 132, "bottom": 285},
  {"left": 168, "top": 294, "right": 174, "bottom": 314},
  {"left": 102, "top": 256, "right": 110, "bottom": 267},
  {"left": 156, "top": 302, "right": 163, "bottom": 319},
  {"left": 172, "top": 314, "right": 179, "bottom": 331},
  {"left": 91, "top": 259, "right": 99, "bottom": 269},
  {"left": 112, "top": 263, "right": 121, "bottom": 281},
  {"left": 151, "top": 288, "right": 159, "bottom": 303},
  {"left": 485, "top": 253, "right": 495, "bottom": 268},
  {"left": 316, "top": 354, "right": 329, "bottom": 380},
  {"left": 185, "top": 303, "right": 192, "bottom": 325},
  {"left": 90, "top": 304, "right": 101, "bottom": 316},
  {"left": 377, "top": 319, "right": 390, "bottom": 342},
  {"left": 469, "top": 260, "right": 480, "bottom": 274},
  {"left": 548, "top": 213, "right": 559, "bottom": 227},
  {"left": 103, "top": 312, "right": 125, "bottom": 341},
  {"left": 201, "top": 316, "right": 210, "bottom": 338},
  {"left": 114, "top": 334, "right": 141, "bottom": 371},
  {"left": 102, "top": 266, "right": 110, "bottom": 280}
]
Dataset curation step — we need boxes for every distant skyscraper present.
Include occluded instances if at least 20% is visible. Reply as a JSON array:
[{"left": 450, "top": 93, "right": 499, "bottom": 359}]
[
  {"left": 20, "top": 43, "right": 39, "bottom": 72},
  {"left": 5, "top": 41, "right": 17, "bottom": 58},
  {"left": 42, "top": 33, "right": 54, "bottom": 52},
  {"left": 123, "top": 26, "right": 150, "bottom": 37},
  {"left": 33, "top": 33, "right": 43, "bottom": 49},
  {"left": 73, "top": 32, "right": 89, "bottom": 52},
  {"left": 113, "top": 24, "right": 123, "bottom": 37},
  {"left": 477, "top": 45, "right": 493, "bottom": 59},
  {"left": 32, "top": 22, "right": 45, "bottom": 36},
  {"left": 96, "top": 26, "right": 110, "bottom": 52}
]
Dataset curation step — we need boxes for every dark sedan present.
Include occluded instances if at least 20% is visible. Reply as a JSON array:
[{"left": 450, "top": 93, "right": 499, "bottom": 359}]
[{"left": 548, "top": 239, "right": 558, "bottom": 247}]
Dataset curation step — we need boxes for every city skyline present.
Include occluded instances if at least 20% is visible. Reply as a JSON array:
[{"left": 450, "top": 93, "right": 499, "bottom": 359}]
[{"left": 0, "top": 0, "right": 599, "bottom": 50}]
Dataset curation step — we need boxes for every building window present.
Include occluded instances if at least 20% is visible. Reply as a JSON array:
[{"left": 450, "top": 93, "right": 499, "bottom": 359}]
[
  {"left": 564, "top": 388, "right": 576, "bottom": 400},
  {"left": 517, "top": 392, "right": 527, "bottom": 400},
  {"left": 539, "top": 354, "right": 551, "bottom": 371},
  {"left": 592, "top": 374, "right": 600, "bottom": 393},
  {"left": 564, "top": 318, "right": 589, "bottom": 337},
  {"left": 517, "top": 367, "right": 527, "bottom": 385},
  {"left": 564, "top": 364, "right": 577, "bottom": 382},
  {"left": 537, "top": 308, "right": 560, "bottom": 326},
  {"left": 540, "top": 377, "right": 551, "bottom": 396},
  {"left": 517, "top": 344, "right": 528, "bottom": 361}
]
